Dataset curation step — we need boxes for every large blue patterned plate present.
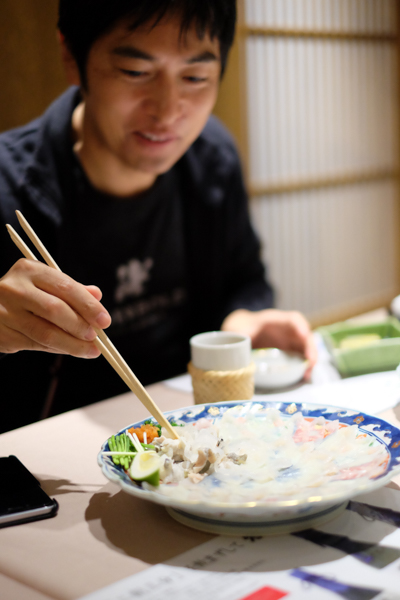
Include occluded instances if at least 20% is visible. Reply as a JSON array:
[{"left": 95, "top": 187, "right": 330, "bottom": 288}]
[{"left": 98, "top": 401, "right": 400, "bottom": 535}]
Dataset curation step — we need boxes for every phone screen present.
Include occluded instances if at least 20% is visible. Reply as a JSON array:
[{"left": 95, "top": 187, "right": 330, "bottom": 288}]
[{"left": 0, "top": 455, "right": 58, "bottom": 527}]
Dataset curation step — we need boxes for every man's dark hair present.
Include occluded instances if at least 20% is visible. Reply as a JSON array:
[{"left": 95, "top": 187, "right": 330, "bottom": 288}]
[{"left": 58, "top": 0, "right": 237, "bottom": 87}]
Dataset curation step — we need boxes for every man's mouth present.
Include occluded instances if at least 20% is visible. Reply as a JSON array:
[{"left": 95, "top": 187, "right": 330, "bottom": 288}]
[{"left": 136, "top": 131, "right": 176, "bottom": 143}]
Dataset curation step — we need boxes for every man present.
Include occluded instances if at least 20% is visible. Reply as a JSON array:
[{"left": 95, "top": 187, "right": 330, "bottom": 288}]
[{"left": 0, "top": 0, "right": 316, "bottom": 432}]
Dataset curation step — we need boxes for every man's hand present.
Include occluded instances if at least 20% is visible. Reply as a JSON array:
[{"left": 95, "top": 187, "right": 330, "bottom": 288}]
[
  {"left": 0, "top": 259, "right": 111, "bottom": 357},
  {"left": 221, "top": 308, "right": 317, "bottom": 379}
]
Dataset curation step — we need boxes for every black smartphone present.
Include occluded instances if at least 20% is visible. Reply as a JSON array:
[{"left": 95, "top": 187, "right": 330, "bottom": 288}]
[{"left": 0, "top": 455, "right": 58, "bottom": 528}]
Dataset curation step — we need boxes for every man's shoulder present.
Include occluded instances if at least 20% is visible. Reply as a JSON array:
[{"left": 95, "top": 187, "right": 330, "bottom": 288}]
[
  {"left": 0, "top": 119, "right": 41, "bottom": 180},
  {"left": 0, "top": 87, "right": 80, "bottom": 228},
  {"left": 0, "top": 87, "right": 79, "bottom": 181}
]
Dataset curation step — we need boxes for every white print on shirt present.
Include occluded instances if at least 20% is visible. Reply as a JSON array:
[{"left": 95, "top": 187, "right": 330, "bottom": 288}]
[
  {"left": 114, "top": 258, "right": 153, "bottom": 303},
  {"left": 111, "top": 288, "right": 187, "bottom": 329}
]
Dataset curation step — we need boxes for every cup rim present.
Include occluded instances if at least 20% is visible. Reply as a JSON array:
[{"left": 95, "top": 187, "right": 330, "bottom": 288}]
[{"left": 190, "top": 331, "right": 250, "bottom": 349}]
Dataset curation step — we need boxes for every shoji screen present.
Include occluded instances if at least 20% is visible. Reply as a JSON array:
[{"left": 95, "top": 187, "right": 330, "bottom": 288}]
[{"left": 242, "top": 0, "right": 400, "bottom": 325}]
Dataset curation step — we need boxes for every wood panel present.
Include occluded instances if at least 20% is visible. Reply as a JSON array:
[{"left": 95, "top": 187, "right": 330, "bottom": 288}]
[
  {"left": 213, "top": 1, "right": 249, "bottom": 171},
  {"left": 0, "top": 0, "right": 67, "bottom": 133}
]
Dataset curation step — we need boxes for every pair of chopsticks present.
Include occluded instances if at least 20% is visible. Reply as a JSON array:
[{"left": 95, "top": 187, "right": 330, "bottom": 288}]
[{"left": 6, "top": 211, "right": 179, "bottom": 440}]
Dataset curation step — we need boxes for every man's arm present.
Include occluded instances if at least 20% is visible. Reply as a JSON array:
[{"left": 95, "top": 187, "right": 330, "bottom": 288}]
[
  {"left": 212, "top": 147, "right": 274, "bottom": 322},
  {"left": 210, "top": 130, "right": 316, "bottom": 374}
]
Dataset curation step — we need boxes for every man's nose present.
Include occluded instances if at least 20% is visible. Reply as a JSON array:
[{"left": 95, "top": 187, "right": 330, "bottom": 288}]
[{"left": 146, "top": 75, "right": 183, "bottom": 124}]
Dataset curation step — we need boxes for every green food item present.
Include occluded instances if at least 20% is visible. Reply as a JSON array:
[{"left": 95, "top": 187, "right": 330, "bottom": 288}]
[
  {"left": 142, "top": 444, "right": 156, "bottom": 451},
  {"left": 106, "top": 433, "right": 157, "bottom": 470},
  {"left": 107, "top": 433, "right": 136, "bottom": 469},
  {"left": 129, "top": 451, "right": 161, "bottom": 486},
  {"left": 144, "top": 419, "right": 162, "bottom": 437},
  {"left": 108, "top": 435, "right": 119, "bottom": 465},
  {"left": 143, "top": 418, "right": 183, "bottom": 437}
]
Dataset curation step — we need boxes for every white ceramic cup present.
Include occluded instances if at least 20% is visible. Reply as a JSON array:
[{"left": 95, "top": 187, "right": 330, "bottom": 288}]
[{"left": 189, "top": 331, "right": 252, "bottom": 372}]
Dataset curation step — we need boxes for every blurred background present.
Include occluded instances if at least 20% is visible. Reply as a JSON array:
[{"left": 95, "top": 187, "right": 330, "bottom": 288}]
[{"left": 1, "top": 0, "right": 399, "bottom": 329}]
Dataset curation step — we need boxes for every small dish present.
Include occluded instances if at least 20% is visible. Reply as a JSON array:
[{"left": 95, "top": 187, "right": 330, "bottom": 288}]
[
  {"left": 252, "top": 348, "right": 308, "bottom": 389},
  {"left": 98, "top": 400, "right": 400, "bottom": 536},
  {"left": 318, "top": 318, "right": 400, "bottom": 377}
]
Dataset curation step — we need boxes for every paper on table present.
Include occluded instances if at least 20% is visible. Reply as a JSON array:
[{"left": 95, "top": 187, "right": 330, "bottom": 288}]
[
  {"left": 77, "top": 564, "right": 335, "bottom": 600},
  {"left": 165, "top": 487, "right": 400, "bottom": 590},
  {"left": 78, "top": 564, "right": 389, "bottom": 600},
  {"left": 78, "top": 488, "right": 400, "bottom": 600}
]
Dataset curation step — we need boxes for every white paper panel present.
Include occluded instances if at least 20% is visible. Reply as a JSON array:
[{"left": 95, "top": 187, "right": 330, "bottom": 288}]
[
  {"left": 243, "top": 0, "right": 399, "bottom": 318},
  {"left": 250, "top": 180, "right": 399, "bottom": 318},
  {"left": 246, "top": 38, "right": 398, "bottom": 185},
  {"left": 244, "top": 0, "right": 397, "bottom": 33}
]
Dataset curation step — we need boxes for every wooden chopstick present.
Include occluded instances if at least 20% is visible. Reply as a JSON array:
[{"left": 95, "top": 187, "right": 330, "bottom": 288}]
[
  {"left": 7, "top": 215, "right": 179, "bottom": 440},
  {"left": 6, "top": 224, "right": 38, "bottom": 262},
  {"left": 16, "top": 211, "right": 62, "bottom": 271}
]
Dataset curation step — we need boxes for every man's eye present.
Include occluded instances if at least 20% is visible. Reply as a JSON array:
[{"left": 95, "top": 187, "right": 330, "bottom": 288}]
[
  {"left": 121, "top": 69, "right": 145, "bottom": 78},
  {"left": 185, "top": 76, "right": 207, "bottom": 83}
]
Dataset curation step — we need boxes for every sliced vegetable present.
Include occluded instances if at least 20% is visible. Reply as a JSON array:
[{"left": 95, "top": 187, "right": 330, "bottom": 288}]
[
  {"left": 107, "top": 433, "right": 136, "bottom": 469},
  {"left": 129, "top": 451, "right": 161, "bottom": 486}
]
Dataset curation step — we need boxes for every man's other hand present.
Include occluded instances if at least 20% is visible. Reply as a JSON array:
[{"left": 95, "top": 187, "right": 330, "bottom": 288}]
[{"left": 221, "top": 308, "right": 317, "bottom": 380}]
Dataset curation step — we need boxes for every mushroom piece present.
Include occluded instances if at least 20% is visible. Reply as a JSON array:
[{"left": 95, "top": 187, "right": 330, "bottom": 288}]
[
  {"left": 206, "top": 449, "right": 218, "bottom": 464},
  {"left": 193, "top": 447, "right": 220, "bottom": 474},
  {"left": 192, "top": 448, "right": 209, "bottom": 474},
  {"left": 226, "top": 452, "right": 247, "bottom": 465},
  {"left": 160, "top": 457, "right": 173, "bottom": 479}
]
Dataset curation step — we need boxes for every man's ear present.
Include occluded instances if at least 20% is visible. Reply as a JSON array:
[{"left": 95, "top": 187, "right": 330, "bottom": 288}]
[{"left": 58, "top": 30, "right": 81, "bottom": 86}]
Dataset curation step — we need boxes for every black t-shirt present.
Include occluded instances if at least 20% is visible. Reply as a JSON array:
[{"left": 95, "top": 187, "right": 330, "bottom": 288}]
[
  {"left": 49, "top": 158, "right": 190, "bottom": 415},
  {"left": 0, "top": 87, "right": 273, "bottom": 432}
]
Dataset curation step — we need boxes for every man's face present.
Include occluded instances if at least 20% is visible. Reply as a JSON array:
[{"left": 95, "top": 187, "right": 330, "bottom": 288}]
[{"left": 79, "top": 14, "right": 221, "bottom": 178}]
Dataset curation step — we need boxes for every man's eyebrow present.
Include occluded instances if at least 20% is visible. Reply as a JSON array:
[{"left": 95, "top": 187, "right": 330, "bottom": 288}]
[
  {"left": 112, "top": 46, "right": 155, "bottom": 60},
  {"left": 111, "top": 47, "right": 219, "bottom": 63},
  {"left": 186, "top": 51, "right": 219, "bottom": 64}
]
